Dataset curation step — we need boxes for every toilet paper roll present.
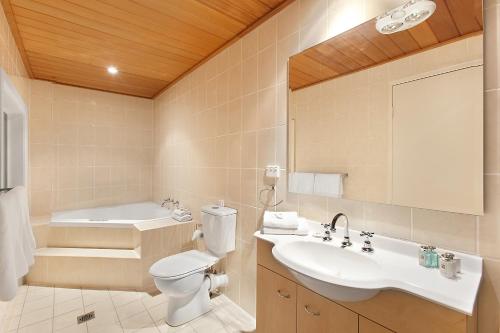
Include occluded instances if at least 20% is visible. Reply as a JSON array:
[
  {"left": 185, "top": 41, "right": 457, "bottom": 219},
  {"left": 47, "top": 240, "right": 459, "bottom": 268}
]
[{"left": 192, "top": 229, "right": 203, "bottom": 241}]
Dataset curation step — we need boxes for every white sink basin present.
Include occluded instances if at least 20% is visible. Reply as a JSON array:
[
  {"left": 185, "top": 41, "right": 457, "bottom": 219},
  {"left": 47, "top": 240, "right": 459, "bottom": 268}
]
[
  {"left": 272, "top": 240, "right": 383, "bottom": 302},
  {"left": 255, "top": 220, "right": 483, "bottom": 315}
]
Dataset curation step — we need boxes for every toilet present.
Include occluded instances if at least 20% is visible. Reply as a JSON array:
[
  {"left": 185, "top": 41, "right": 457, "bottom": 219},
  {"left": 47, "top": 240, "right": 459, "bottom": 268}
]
[{"left": 149, "top": 205, "right": 237, "bottom": 326}]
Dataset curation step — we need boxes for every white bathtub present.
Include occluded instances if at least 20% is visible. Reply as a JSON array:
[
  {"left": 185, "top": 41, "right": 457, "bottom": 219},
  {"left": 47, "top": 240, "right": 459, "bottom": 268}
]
[{"left": 50, "top": 202, "right": 172, "bottom": 228}]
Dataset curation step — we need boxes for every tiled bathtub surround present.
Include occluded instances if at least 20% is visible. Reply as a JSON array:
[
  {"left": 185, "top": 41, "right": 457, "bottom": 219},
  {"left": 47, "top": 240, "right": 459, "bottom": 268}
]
[
  {"left": 25, "top": 219, "right": 195, "bottom": 292},
  {"left": 152, "top": 0, "right": 500, "bottom": 331},
  {"left": 29, "top": 80, "right": 154, "bottom": 216}
]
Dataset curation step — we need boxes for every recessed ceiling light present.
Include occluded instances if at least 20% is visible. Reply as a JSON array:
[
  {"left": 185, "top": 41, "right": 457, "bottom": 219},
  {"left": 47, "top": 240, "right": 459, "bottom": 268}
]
[{"left": 107, "top": 66, "right": 118, "bottom": 75}]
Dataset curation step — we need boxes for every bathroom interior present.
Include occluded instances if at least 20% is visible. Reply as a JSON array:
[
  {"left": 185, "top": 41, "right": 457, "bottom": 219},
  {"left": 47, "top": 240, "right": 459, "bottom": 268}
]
[{"left": 0, "top": 0, "right": 498, "bottom": 332}]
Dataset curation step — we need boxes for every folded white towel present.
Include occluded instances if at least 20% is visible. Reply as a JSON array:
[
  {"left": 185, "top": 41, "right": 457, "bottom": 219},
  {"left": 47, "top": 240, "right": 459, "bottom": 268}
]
[
  {"left": 261, "top": 219, "right": 309, "bottom": 236},
  {"left": 263, "top": 211, "right": 299, "bottom": 229},
  {"left": 174, "top": 209, "right": 191, "bottom": 217},
  {"left": 313, "top": 173, "right": 343, "bottom": 198},
  {"left": 173, "top": 214, "right": 193, "bottom": 222},
  {"left": 0, "top": 186, "right": 36, "bottom": 301}
]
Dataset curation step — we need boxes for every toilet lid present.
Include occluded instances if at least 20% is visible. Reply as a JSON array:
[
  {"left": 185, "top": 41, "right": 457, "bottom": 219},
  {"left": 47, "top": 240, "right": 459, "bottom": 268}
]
[{"left": 149, "top": 250, "right": 218, "bottom": 279}]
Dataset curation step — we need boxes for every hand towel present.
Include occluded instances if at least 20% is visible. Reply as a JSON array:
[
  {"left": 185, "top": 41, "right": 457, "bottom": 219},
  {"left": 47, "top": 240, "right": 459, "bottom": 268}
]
[
  {"left": 263, "top": 211, "right": 299, "bottom": 229},
  {"left": 288, "top": 172, "right": 314, "bottom": 194},
  {"left": 313, "top": 173, "right": 343, "bottom": 198},
  {"left": 0, "top": 186, "right": 35, "bottom": 301},
  {"left": 261, "top": 218, "right": 309, "bottom": 236},
  {"left": 173, "top": 214, "right": 193, "bottom": 222}
]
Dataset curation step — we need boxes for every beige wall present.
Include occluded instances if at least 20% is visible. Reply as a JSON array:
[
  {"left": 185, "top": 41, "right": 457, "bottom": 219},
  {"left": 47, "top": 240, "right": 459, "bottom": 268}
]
[
  {"left": 290, "top": 36, "right": 482, "bottom": 205},
  {"left": 153, "top": 0, "right": 500, "bottom": 331},
  {"left": 0, "top": 5, "right": 29, "bottom": 113},
  {"left": 29, "top": 81, "right": 154, "bottom": 216}
]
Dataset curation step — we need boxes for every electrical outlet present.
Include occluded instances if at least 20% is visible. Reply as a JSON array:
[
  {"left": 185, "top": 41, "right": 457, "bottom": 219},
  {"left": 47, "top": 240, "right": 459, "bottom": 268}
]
[{"left": 265, "top": 165, "right": 281, "bottom": 179}]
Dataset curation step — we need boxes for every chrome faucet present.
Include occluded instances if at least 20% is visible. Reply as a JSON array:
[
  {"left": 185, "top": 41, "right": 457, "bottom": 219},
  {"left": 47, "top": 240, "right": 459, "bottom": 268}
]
[
  {"left": 331, "top": 213, "right": 352, "bottom": 248},
  {"left": 161, "top": 197, "right": 173, "bottom": 207}
]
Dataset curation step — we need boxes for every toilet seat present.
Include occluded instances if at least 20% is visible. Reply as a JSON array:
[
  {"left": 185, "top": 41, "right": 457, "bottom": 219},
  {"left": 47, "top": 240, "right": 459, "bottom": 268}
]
[{"left": 149, "top": 250, "right": 218, "bottom": 280}]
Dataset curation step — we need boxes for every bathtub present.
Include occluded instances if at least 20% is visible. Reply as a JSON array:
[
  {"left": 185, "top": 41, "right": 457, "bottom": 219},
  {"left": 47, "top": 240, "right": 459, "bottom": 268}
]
[{"left": 50, "top": 201, "right": 172, "bottom": 228}]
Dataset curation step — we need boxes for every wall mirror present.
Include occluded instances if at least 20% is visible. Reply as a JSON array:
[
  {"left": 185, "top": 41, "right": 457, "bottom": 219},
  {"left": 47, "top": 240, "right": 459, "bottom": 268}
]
[{"left": 287, "top": 0, "right": 483, "bottom": 215}]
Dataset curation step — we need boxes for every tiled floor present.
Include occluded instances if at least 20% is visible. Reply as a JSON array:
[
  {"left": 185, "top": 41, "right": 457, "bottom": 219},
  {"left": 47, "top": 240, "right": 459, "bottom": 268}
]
[{"left": 0, "top": 286, "right": 255, "bottom": 333}]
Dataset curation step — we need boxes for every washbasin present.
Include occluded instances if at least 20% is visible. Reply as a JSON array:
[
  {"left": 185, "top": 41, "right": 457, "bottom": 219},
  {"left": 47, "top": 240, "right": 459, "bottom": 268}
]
[
  {"left": 272, "top": 240, "right": 384, "bottom": 302},
  {"left": 256, "top": 222, "right": 483, "bottom": 314}
]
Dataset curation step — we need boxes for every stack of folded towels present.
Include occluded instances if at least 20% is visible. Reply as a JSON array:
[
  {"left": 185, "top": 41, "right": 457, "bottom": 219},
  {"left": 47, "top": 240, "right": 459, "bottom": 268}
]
[
  {"left": 173, "top": 208, "right": 192, "bottom": 222},
  {"left": 261, "top": 211, "right": 309, "bottom": 235}
]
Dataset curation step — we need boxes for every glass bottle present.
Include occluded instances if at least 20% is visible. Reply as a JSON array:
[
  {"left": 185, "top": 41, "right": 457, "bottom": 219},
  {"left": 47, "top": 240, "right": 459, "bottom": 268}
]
[{"left": 425, "top": 246, "right": 439, "bottom": 268}]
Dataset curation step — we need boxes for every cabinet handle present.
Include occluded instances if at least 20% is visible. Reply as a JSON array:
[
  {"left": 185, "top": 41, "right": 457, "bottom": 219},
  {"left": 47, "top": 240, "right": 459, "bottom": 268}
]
[
  {"left": 276, "top": 289, "right": 291, "bottom": 299},
  {"left": 304, "top": 305, "right": 320, "bottom": 316}
]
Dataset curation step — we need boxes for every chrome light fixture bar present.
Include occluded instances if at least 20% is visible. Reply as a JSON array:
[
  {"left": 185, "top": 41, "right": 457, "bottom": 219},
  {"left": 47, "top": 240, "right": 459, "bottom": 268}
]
[{"left": 376, "top": 0, "right": 436, "bottom": 34}]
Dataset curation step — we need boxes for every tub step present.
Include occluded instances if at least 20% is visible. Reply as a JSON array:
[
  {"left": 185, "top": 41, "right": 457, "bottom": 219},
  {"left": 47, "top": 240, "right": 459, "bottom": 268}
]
[
  {"left": 27, "top": 247, "right": 142, "bottom": 289},
  {"left": 34, "top": 247, "right": 140, "bottom": 259}
]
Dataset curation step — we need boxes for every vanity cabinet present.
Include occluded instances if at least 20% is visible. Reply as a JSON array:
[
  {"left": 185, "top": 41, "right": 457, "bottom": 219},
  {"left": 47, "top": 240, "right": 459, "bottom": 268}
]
[
  {"left": 297, "top": 285, "right": 358, "bottom": 333},
  {"left": 359, "top": 317, "right": 394, "bottom": 333},
  {"left": 257, "top": 265, "right": 297, "bottom": 333},
  {"left": 256, "top": 239, "right": 476, "bottom": 333}
]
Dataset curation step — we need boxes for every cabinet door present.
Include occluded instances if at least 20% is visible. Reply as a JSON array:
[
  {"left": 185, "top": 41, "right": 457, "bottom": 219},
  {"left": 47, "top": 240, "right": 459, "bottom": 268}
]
[
  {"left": 360, "top": 316, "right": 394, "bottom": 333},
  {"left": 297, "top": 285, "right": 357, "bottom": 333},
  {"left": 257, "top": 265, "right": 297, "bottom": 333}
]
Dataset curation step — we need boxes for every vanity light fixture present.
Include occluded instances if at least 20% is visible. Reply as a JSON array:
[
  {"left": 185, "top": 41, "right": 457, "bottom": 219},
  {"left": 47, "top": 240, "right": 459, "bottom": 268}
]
[
  {"left": 376, "top": 0, "right": 436, "bottom": 35},
  {"left": 107, "top": 66, "right": 119, "bottom": 75}
]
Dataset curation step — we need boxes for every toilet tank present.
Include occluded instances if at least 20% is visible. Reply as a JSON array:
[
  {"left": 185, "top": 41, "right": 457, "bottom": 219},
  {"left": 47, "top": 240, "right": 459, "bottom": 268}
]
[{"left": 201, "top": 205, "right": 237, "bottom": 258}]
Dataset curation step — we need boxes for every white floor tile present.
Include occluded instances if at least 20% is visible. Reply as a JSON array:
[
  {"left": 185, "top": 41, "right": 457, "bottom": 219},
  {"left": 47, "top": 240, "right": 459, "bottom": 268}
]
[
  {"left": 22, "top": 295, "right": 53, "bottom": 314},
  {"left": 87, "top": 323, "right": 123, "bottom": 333},
  {"left": 156, "top": 322, "right": 195, "bottom": 333},
  {"left": 16, "top": 319, "right": 52, "bottom": 333},
  {"left": 3, "top": 314, "right": 20, "bottom": 331},
  {"left": 3, "top": 286, "right": 255, "bottom": 333},
  {"left": 121, "top": 310, "right": 155, "bottom": 332},
  {"left": 18, "top": 306, "right": 53, "bottom": 328},
  {"left": 54, "top": 323, "right": 88, "bottom": 333},
  {"left": 116, "top": 299, "right": 147, "bottom": 321},
  {"left": 6, "top": 301, "right": 24, "bottom": 318},
  {"left": 141, "top": 294, "right": 166, "bottom": 310},
  {"left": 85, "top": 307, "right": 119, "bottom": 329},
  {"left": 53, "top": 309, "right": 83, "bottom": 331},
  {"left": 54, "top": 296, "right": 84, "bottom": 317},
  {"left": 25, "top": 287, "right": 52, "bottom": 302},
  {"left": 190, "top": 313, "right": 225, "bottom": 333},
  {"left": 144, "top": 302, "right": 166, "bottom": 324},
  {"left": 54, "top": 288, "right": 82, "bottom": 304},
  {"left": 111, "top": 291, "right": 143, "bottom": 308},
  {"left": 82, "top": 290, "right": 111, "bottom": 307}
]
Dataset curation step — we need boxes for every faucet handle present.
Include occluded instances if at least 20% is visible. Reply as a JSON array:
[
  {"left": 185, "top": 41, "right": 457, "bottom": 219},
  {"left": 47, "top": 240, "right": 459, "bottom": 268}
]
[
  {"left": 360, "top": 231, "right": 374, "bottom": 238},
  {"left": 361, "top": 231, "right": 374, "bottom": 253},
  {"left": 321, "top": 222, "right": 336, "bottom": 233}
]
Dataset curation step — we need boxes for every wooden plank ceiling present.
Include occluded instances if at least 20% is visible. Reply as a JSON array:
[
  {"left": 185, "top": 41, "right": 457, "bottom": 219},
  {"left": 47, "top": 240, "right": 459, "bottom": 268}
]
[
  {"left": 1, "top": 0, "right": 289, "bottom": 98},
  {"left": 289, "top": 0, "right": 483, "bottom": 91}
]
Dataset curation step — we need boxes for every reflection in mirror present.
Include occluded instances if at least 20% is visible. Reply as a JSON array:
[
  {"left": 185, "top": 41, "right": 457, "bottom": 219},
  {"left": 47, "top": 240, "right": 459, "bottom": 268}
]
[{"left": 288, "top": 0, "right": 483, "bottom": 215}]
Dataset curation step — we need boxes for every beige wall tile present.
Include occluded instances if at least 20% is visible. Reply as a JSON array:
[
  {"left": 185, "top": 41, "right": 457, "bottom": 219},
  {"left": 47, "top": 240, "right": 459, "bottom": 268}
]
[
  {"left": 29, "top": 81, "right": 154, "bottom": 214},
  {"left": 478, "top": 259, "right": 500, "bottom": 333},
  {"left": 257, "top": 128, "right": 276, "bottom": 168},
  {"left": 364, "top": 203, "right": 411, "bottom": 240},
  {"left": 479, "top": 175, "right": 500, "bottom": 259},
  {"left": 413, "top": 209, "right": 477, "bottom": 253}
]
